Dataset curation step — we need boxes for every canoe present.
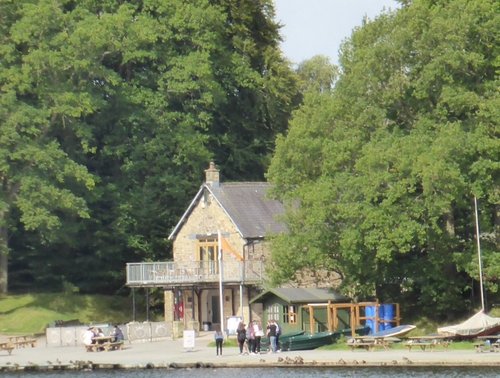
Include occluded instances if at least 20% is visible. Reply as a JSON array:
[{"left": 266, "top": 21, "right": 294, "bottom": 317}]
[{"left": 369, "top": 324, "right": 416, "bottom": 338}]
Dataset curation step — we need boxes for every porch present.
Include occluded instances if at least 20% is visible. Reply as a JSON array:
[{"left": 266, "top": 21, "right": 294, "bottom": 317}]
[{"left": 126, "top": 260, "right": 265, "bottom": 287}]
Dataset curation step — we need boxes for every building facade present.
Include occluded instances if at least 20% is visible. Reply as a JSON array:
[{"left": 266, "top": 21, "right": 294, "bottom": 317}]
[{"left": 126, "top": 162, "right": 286, "bottom": 333}]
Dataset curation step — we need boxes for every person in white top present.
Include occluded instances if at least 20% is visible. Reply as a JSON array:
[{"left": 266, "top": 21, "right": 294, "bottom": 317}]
[
  {"left": 83, "top": 328, "right": 94, "bottom": 346},
  {"left": 252, "top": 320, "right": 264, "bottom": 354}
]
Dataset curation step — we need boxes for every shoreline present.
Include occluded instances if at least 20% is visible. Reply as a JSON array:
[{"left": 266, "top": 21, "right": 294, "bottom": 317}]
[{"left": 1, "top": 333, "right": 499, "bottom": 371}]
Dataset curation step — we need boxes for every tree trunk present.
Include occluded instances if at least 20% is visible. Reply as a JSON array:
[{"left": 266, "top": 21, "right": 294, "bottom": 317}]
[
  {"left": 0, "top": 223, "right": 8, "bottom": 293},
  {"left": 445, "top": 210, "right": 455, "bottom": 237}
]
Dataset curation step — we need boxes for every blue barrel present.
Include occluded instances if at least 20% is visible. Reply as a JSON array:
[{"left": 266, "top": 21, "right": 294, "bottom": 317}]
[
  {"left": 365, "top": 306, "right": 376, "bottom": 334},
  {"left": 382, "top": 304, "right": 394, "bottom": 330}
]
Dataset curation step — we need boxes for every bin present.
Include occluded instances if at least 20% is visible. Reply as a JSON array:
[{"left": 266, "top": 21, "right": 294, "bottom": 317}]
[
  {"left": 202, "top": 322, "right": 211, "bottom": 331},
  {"left": 382, "top": 304, "right": 394, "bottom": 330}
]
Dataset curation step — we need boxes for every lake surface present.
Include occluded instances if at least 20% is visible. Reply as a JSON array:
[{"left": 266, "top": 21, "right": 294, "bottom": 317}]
[{"left": 1, "top": 367, "right": 498, "bottom": 377}]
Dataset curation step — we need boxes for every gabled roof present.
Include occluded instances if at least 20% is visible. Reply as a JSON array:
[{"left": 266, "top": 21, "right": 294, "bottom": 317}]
[
  {"left": 168, "top": 182, "right": 287, "bottom": 240},
  {"left": 250, "top": 288, "right": 349, "bottom": 304}
]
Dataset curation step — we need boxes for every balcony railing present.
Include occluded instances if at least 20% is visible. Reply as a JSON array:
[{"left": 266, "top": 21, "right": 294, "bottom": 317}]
[{"left": 126, "top": 260, "right": 265, "bottom": 287}]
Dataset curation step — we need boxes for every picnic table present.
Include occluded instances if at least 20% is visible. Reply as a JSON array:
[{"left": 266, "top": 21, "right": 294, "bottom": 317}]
[
  {"left": 0, "top": 342, "right": 14, "bottom": 355},
  {"left": 405, "top": 335, "right": 450, "bottom": 351},
  {"left": 8, "top": 335, "right": 37, "bottom": 348},
  {"left": 347, "top": 336, "right": 400, "bottom": 351},
  {"left": 85, "top": 336, "right": 124, "bottom": 352},
  {"left": 474, "top": 335, "right": 500, "bottom": 353}
]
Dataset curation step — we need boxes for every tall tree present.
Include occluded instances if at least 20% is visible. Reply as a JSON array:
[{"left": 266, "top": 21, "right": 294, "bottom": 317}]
[
  {"left": 0, "top": 0, "right": 98, "bottom": 293},
  {"left": 2, "top": 0, "right": 299, "bottom": 293},
  {"left": 268, "top": 0, "right": 499, "bottom": 318}
]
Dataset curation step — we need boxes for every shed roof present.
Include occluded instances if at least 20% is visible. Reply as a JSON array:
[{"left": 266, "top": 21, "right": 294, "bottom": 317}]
[
  {"left": 168, "top": 182, "right": 287, "bottom": 240},
  {"left": 250, "top": 288, "right": 349, "bottom": 304}
]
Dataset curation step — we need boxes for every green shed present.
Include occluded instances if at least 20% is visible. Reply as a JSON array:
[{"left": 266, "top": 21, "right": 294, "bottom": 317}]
[{"left": 250, "top": 288, "right": 351, "bottom": 335}]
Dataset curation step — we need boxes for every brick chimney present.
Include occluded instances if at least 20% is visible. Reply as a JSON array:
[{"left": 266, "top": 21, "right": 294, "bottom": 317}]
[{"left": 204, "top": 161, "right": 219, "bottom": 187}]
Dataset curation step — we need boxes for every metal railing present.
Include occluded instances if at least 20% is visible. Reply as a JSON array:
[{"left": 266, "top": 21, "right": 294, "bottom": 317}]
[{"left": 126, "top": 260, "right": 265, "bottom": 286}]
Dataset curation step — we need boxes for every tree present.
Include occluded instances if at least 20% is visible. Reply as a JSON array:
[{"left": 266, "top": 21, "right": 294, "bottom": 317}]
[
  {"left": 267, "top": 0, "right": 499, "bottom": 318},
  {"left": 0, "top": 0, "right": 98, "bottom": 293},
  {"left": 2, "top": 0, "right": 299, "bottom": 293},
  {"left": 296, "top": 55, "right": 338, "bottom": 93}
]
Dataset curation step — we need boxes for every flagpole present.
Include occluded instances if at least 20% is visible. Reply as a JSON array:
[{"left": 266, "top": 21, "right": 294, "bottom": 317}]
[
  {"left": 474, "top": 196, "right": 485, "bottom": 312},
  {"left": 218, "top": 230, "right": 225, "bottom": 333}
]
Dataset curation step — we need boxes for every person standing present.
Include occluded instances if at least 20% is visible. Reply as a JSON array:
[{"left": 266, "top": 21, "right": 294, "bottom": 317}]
[
  {"left": 246, "top": 322, "right": 255, "bottom": 354},
  {"left": 236, "top": 321, "right": 247, "bottom": 355},
  {"left": 214, "top": 326, "right": 224, "bottom": 356},
  {"left": 266, "top": 320, "right": 277, "bottom": 353},
  {"left": 274, "top": 320, "right": 282, "bottom": 352},
  {"left": 252, "top": 320, "right": 263, "bottom": 354}
]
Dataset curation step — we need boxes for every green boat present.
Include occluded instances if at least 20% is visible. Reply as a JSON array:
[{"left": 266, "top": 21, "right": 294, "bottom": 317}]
[
  {"left": 260, "top": 330, "right": 305, "bottom": 351},
  {"left": 261, "top": 327, "right": 369, "bottom": 352}
]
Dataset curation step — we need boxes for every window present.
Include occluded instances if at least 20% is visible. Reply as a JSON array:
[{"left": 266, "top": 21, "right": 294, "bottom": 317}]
[
  {"left": 267, "top": 303, "right": 280, "bottom": 321},
  {"left": 198, "top": 238, "right": 219, "bottom": 274},
  {"left": 283, "top": 305, "right": 297, "bottom": 324}
]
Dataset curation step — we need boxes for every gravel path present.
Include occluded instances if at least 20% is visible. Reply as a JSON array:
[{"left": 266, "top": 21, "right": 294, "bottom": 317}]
[{"left": 0, "top": 333, "right": 499, "bottom": 371}]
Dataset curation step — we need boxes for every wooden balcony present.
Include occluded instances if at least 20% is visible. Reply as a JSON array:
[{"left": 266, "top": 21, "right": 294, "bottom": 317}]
[{"left": 126, "top": 260, "right": 265, "bottom": 288}]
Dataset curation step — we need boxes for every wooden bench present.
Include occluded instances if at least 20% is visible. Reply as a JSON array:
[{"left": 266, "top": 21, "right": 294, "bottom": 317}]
[
  {"left": 102, "top": 341, "right": 124, "bottom": 351},
  {"left": 0, "top": 342, "right": 14, "bottom": 355},
  {"left": 406, "top": 340, "right": 449, "bottom": 351},
  {"left": 406, "top": 341, "right": 433, "bottom": 351},
  {"left": 85, "top": 343, "right": 101, "bottom": 352},
  {"left": 349, "top": 341, "right": 374, "bottom": 351},
  {"left": 8, "top": 336, "right": 37, "bottom": 348},
  {"left": 14, "top": 338, "right": 37, "bottom": 348},
  {"left": 85, "top": 341, "right": 124, "bottom": 352},
  {"left": 474, "top": 342, "right": 500, "bottom": 353},
  {"left": 348, "top": 339, "right": 392, "bottom": 351}
]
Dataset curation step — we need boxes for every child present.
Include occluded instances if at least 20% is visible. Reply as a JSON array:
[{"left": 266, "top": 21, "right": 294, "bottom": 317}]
[{"left": 214, "top": 326, "right": 224, "bottom": 356}]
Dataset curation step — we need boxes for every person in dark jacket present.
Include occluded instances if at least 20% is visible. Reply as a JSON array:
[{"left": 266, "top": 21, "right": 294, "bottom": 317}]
[
  {"left": 236, "top": 321, "right": 247, "bottom": 354},
  {"left": 266, "top": 320, "right": 277, "bottom": 353},
  {"left": 111, "top": 325, "right": 124, "bottom": 342}
]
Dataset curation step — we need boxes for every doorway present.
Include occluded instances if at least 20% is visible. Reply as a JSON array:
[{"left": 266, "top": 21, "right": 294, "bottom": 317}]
[{"left": 211, "top": 295, "right": 220, "bottom": 325}]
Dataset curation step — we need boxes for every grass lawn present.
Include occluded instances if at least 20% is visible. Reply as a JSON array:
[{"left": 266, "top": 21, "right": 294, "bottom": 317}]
[
  {"left": 0, "top": 293, "right": 131, "bottom": 335},
  {"left": 319, "top": 338, "right": 476, "bottom": 351}
]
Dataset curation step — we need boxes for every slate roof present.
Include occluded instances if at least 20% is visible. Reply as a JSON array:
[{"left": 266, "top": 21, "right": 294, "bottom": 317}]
[
  {"left": 168, "top": 182, "right": 287, "bottom": 240},
  {"left": 249, "top": 288, "right": 350, "bottom": 304}
]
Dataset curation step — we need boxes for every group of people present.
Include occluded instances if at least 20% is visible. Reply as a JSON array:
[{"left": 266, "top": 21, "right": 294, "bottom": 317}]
[
  {"left": 214, "top": 319, "right": 280, "bottom": 356},
  {"left": 235, "top": 320, "right": 266, "bottom": 355},
  {"left": 82, "top": 325, "right": 124, "bottom": 346}
]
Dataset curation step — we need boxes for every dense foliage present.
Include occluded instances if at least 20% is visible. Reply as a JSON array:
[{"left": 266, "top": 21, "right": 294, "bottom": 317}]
[
  {"left": 267, "top": 0, "right": 499, "bottom": 318},
  {"left": 0, "top": 0, "right": 299, "bottom": 293}
]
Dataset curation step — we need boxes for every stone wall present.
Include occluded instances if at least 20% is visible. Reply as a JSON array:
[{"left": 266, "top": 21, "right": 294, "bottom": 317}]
[{"left": 173, "top": 191, "right": 246, "bottom": 264}]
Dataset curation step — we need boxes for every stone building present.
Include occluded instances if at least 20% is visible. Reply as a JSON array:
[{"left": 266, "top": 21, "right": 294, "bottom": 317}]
[{"left": 126, "top": 162, "right": 286, "bottom": 333}]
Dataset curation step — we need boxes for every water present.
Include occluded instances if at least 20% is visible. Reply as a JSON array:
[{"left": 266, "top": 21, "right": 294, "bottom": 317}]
[{"left": 0, "top": 367, "right": 497, "bottom": 377}]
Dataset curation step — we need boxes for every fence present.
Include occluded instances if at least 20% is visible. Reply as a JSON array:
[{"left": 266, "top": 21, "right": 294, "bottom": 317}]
[{"left": 45, "top": 321, "right": 171, "bottom": 346}]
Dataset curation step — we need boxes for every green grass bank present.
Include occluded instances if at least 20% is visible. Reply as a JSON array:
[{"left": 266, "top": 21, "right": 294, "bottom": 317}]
[{"left": 0, "top": 293, "right": 132, "bottom": 335}]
